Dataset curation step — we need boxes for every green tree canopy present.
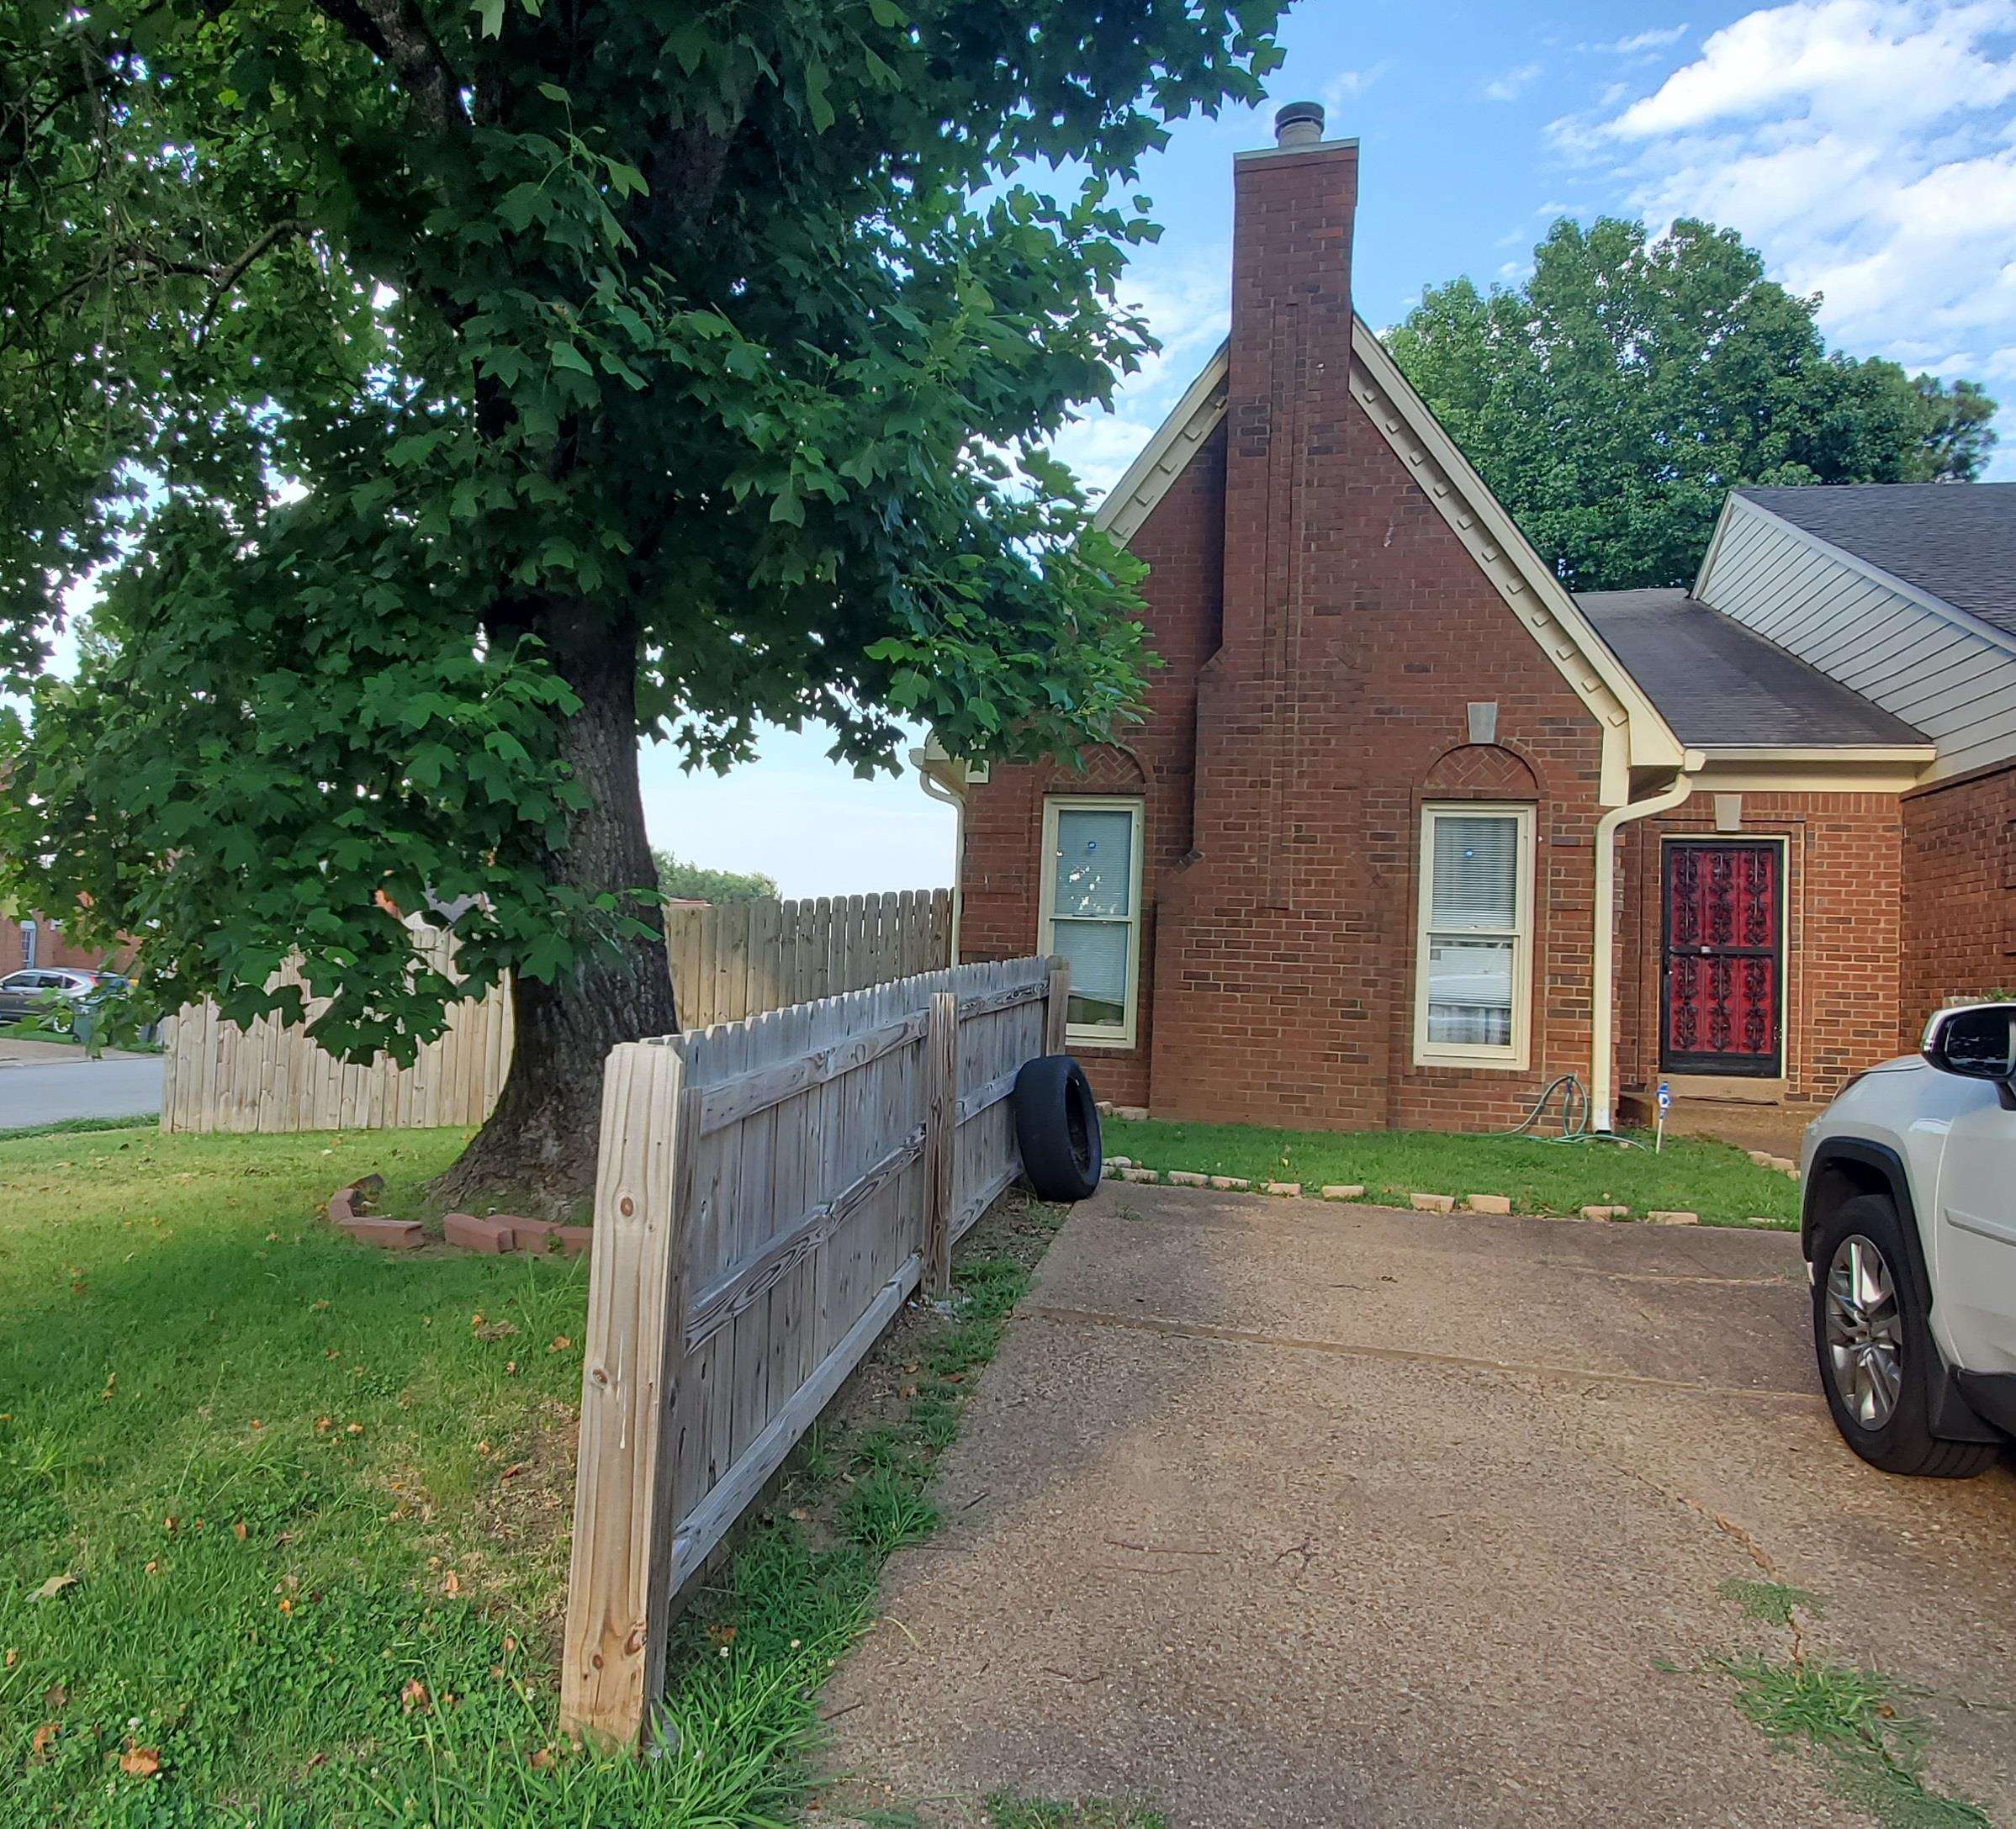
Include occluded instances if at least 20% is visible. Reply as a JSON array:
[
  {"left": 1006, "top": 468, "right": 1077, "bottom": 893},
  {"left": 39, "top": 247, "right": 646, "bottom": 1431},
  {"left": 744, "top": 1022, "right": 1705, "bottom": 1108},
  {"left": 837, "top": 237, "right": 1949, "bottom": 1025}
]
[
  {"left": 1388, "top": 216, "right": 2000, "bottom": 593},
  {"left": 652, "top": 850, "right": 778, "bottom": 906},
  {"left": 0, "top": 0, "right": 1283, "bottom": 1200}
]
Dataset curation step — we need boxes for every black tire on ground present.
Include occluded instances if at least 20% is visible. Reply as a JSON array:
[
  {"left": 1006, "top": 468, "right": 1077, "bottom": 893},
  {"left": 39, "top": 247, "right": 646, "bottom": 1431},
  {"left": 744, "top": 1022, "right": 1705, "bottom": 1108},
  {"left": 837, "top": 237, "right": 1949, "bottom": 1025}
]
[
  {"left": 1012, "top": 1054, "right": 1103, "bottom": 1203},
  {"left": 1810, "top": 1192, "right": 2000, "bottom": 1478}
]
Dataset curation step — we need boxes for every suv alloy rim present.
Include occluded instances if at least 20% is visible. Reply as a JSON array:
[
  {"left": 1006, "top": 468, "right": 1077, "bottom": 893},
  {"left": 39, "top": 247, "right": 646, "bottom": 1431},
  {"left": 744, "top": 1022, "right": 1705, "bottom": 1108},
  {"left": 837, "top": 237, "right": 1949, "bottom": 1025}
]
[{"left": 1824, "top": 1234, "right": 1904, "bottom": 1429}]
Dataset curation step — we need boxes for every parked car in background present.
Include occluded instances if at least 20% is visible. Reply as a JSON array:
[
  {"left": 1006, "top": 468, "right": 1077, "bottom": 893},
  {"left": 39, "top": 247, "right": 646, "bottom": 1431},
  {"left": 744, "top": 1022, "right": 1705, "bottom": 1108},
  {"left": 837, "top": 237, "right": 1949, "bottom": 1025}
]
[
  {"left": 0, "top": 966, "right": 130, "bottom": 1034},
  {"left": 1802, "top": 1002, "right": 2016, "bottom": 1477}
]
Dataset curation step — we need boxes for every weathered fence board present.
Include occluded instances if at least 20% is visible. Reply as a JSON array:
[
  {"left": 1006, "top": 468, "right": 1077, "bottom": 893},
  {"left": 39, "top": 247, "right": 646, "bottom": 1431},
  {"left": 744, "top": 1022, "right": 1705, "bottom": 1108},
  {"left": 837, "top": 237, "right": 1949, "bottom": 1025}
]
[
  {"left": 157, "top": 888, "right": 951, "bottom": 1135},
  {"left": 158, "top": 917, "right": 514, "bottom": 1135},
  {"left": 663, "top": 888, "right": 952, "bottom": 1028},
  {"left": 561, "top": 953, "right": 1064, "bottom": 1752}
]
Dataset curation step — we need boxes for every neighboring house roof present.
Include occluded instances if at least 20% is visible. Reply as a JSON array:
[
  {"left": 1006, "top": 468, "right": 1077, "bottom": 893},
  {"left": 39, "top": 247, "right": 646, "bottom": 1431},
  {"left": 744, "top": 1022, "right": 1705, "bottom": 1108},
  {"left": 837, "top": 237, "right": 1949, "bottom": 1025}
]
[
  {"left": 1577, "top": 589, "right": 1929, "bottom": 749},
  {"left": 1733, "top": 483, "right": 2016, "bottom": 638}
]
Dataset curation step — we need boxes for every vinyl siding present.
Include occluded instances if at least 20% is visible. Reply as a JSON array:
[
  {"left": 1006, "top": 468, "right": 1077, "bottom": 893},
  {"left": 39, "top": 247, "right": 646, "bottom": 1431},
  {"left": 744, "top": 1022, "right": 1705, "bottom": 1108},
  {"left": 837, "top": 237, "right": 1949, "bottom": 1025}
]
[{"left": 1700, "top": 495, "right": 2016, "bottom": 781}]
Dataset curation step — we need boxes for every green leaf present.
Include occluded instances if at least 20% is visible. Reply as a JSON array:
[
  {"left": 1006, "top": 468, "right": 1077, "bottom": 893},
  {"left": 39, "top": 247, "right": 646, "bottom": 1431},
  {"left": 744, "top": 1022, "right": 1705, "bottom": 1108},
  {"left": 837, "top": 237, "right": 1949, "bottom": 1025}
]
[
  {"left": 548, "top": 341, "right": 595, "bottom": 376},
  {"left": 471, "top": 0, "right": 504, "bottom": 37},
  {"left": 868, "top": 0, "right": 907, "bottom": 23}
]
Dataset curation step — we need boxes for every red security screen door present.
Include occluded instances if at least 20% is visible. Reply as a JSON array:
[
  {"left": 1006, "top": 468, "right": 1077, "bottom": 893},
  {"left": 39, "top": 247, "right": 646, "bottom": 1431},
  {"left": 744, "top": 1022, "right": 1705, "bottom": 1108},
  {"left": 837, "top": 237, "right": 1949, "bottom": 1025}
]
[{"left": 1661, "top": 842, "right": 1783, "bottom": 1077}]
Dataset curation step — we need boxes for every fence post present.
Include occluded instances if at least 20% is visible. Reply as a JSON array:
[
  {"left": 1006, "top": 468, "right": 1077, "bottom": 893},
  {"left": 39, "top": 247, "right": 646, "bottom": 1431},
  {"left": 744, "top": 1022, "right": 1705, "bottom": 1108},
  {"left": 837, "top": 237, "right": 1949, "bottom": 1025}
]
[
  {"left": 560, "top": 1044, "right": 691, "bottom": 1753},
  {"left": 1044, "top": 954, "right": 1071, "bottom": 1055},
  {"left": 923, "top": 988, "right": 959, "bottom": 1296}
]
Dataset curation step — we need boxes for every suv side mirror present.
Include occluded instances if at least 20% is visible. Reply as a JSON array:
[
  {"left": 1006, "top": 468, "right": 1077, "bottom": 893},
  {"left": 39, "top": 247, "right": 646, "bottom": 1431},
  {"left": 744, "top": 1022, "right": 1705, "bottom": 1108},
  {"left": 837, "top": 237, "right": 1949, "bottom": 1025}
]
[{"left": 1923, "top": 1003, "right": 2016, "bottom": 1099}]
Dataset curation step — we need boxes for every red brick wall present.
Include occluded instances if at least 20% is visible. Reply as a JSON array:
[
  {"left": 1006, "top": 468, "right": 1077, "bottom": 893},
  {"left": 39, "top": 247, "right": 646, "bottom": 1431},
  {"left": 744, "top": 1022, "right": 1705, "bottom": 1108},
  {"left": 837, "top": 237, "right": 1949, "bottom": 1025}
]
[
  {"left": 1900, "top": 763, "right": 2016, "bottom": 1044},
  {"left": 1616, "top": 794, "right": 1904, "bottom": 1108},
  {"left": 958, "top": 133, "right": 1611, "bottom": 1133},
  {"left": 0, "top": 913, "right": 120, "bottom": 977},
  {"left": 957, "top": 420, "right": 1227, "bottom": 1111}
]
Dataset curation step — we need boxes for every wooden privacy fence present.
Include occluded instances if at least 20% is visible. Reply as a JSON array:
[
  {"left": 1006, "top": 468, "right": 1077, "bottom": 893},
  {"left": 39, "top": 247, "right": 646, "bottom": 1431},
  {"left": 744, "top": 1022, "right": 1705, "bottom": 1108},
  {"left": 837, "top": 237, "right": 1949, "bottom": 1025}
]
[
  {"left": 157, "top": 889, "right": 950, "bottom": 1135},
  {"left": 561, "top": 951, "right": 1068, "bottom": 1749},
  {"left": 664, "top": 889, "right": 952, "bottom": 1028},
  {"left": 158, "top": 919, "right": 513, "bottom": 1134}
]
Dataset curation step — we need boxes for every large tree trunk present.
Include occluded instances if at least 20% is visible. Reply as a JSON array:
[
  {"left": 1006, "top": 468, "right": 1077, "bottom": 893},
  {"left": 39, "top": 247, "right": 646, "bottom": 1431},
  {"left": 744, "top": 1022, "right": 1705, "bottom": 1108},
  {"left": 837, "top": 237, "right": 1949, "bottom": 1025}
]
[{"left": 431, "top": 609, "right": 680, "bottom": 1213}]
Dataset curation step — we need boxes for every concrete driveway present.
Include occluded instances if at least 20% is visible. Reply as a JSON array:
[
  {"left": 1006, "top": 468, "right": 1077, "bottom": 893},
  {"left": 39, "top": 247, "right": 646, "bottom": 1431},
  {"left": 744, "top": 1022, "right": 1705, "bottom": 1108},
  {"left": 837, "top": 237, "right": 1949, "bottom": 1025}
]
[{"left": 826, "top": 1183, "right": 2016, "bottom": 1827}]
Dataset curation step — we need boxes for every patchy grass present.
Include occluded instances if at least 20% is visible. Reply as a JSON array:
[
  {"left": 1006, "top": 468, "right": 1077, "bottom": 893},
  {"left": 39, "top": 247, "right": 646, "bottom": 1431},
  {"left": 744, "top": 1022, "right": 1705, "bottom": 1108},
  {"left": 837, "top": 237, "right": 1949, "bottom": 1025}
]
[
  {"left": 0, "top": 1120, "right": 1066, "bottom": 1826},
  {"left": 987, "top": 1796, "right": 1169, "bottom": 1829},
  {"left": 1715, "top": 1655, "right": 1991, "bottom": 1828},
  {"left": 1102, "top": 1117, "right": 1800, "bottom": 1228},
  {"left": 1718, "top": 1577, "right": 1823, "bottom": 1627}
]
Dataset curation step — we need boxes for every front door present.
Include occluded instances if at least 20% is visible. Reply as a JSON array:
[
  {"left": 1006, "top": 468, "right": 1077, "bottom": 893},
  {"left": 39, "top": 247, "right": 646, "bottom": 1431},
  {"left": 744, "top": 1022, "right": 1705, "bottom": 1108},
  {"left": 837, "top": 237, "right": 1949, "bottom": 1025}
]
[{"left": 1661, "top": 840, "right": 1783, "bottom": 1077}]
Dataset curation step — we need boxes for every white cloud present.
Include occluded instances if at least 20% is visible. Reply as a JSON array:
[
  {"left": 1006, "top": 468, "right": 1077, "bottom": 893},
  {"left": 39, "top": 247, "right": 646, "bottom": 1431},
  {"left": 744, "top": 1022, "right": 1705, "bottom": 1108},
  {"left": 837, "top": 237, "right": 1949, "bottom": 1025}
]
[
  {"left": 1579, "top": 24, "right": 1691, "bottom": 56},
  {"left": 1558, "top": 0, "right": 2016, "bottom": 476},
  {"left": 1322, "top": 61, "right": 1392, "bottom": 114},
  {"left": 1484, "top": 62, "right": 1543, "bottom": 102},
  {"left": 1051, "top": 244, "right": 1230, "bottom": 499}
]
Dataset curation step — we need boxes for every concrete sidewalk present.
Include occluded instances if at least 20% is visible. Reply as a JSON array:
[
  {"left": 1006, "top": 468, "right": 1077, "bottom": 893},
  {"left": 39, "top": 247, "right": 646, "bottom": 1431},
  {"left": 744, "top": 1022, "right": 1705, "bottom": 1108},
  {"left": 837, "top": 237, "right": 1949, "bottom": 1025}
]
[{"left": 823, "top": 1185, "right": 2016, "bottom": 1827}]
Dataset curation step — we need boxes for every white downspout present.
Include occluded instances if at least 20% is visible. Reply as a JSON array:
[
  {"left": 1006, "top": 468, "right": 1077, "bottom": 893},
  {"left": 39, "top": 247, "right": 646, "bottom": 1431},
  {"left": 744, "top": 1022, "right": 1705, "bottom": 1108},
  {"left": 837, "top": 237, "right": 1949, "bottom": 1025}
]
[
  {"left": 1590, "top": 755, "right": 1702, "bottom": 1133},
  {"left": 913, "top": 755, "right": 966, "bottom": 965}
]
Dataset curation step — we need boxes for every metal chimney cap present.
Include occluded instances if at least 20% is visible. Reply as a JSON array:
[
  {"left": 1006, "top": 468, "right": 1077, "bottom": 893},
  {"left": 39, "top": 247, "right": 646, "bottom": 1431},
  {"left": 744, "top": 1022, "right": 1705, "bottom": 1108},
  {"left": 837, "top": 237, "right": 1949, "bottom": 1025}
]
[{"left": 1273, "top": 100, "right": 1326, "bottom": 147}]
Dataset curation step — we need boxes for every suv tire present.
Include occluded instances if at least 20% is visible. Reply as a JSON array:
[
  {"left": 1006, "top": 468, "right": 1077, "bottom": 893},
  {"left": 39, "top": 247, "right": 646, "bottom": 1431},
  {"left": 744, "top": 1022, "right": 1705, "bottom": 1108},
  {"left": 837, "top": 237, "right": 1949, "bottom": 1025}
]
[{"left": 1811, "top": 1192, "right": 1998, "bottom": 1478}]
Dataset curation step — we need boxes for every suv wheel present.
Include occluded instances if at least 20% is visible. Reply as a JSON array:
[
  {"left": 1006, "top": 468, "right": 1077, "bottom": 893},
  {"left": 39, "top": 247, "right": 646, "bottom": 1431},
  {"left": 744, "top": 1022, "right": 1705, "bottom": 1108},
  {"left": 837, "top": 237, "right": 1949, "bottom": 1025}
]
[{"left": 1812, "top": 1192, "right": 1998, "bottom": 1478}]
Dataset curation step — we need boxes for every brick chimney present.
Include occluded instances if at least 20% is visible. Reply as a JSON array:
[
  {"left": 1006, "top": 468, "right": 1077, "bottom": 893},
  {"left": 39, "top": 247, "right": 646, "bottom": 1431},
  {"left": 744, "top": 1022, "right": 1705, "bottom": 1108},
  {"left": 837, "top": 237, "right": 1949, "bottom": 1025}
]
[{"left": 1216, "top": 103, "right": 1359, "bottom": 899}]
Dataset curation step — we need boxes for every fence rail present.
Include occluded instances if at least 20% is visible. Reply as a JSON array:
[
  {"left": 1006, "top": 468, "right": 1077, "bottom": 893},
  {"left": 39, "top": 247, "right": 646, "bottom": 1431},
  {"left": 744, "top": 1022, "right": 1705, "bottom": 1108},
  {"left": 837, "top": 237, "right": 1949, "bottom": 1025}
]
[
  {"left": 560, "top": 952, "right": 1067, "bottom": 1751},
  {"left": 158, "top": 919, "right": 513, "bottom": 1134},
  {"left": 156, "top": 890, "right": 950, "bottom": 1135}
]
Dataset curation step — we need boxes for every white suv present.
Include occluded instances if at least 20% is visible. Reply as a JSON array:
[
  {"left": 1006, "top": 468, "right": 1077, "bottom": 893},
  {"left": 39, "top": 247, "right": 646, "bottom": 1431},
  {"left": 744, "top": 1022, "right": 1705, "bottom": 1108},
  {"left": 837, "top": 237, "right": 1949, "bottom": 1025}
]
[{"left": 1802, "top": 1002, "right": 2016, "bottom": 1477}]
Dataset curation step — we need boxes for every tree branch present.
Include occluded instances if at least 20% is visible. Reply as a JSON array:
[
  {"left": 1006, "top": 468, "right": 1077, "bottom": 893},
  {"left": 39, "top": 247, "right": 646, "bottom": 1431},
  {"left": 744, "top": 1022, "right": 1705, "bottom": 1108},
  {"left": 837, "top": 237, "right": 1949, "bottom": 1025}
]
[
  {"left": 309, "top": 0, "right": 467, "bottom": 135},
  {"left": 198, "top": 218, "right": 310, "bottom": 329}
]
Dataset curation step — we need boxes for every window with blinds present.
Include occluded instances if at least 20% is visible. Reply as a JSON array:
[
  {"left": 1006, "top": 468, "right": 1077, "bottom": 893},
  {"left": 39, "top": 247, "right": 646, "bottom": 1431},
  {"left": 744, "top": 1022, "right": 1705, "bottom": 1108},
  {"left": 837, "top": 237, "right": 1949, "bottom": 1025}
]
[
  {"left": 1040, "top": 797, "right": 1144, "bottom": 1046},
  {"left": 1415, "top": 803, "right": 1533, "bottom": 1067}
]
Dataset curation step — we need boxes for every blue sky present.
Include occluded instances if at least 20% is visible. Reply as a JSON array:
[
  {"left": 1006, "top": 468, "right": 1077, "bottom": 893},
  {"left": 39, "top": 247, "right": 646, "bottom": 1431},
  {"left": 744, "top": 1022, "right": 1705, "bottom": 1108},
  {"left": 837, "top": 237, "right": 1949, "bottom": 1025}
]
[{"left": 653, "top": 0, "right": 2016, "bottom": 896}]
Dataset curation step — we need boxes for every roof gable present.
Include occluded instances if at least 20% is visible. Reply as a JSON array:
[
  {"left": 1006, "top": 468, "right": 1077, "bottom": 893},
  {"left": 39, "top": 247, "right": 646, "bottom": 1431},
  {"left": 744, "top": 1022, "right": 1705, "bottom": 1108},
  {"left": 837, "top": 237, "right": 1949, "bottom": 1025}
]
[{"left": 1091, "top": 320, "right": 1687, "bottom": 792}]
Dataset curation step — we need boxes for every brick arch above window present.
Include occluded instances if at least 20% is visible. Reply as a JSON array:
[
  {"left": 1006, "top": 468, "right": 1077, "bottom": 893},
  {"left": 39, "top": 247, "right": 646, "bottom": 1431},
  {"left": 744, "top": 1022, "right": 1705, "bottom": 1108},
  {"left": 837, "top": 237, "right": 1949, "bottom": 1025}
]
[
  {"left": 1036, "top": 750, "right": 1153, "bottom": 796},
  {"left": 1422, "top": 742, "right": 1542, "bottom": 801}
]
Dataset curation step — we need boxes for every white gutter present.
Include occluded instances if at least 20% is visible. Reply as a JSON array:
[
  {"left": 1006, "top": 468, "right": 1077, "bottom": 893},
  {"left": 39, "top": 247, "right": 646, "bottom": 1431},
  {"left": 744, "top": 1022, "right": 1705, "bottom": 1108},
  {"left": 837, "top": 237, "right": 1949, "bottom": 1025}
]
[{"left": 1590, "top": 754, "right": 1704, "bottom": 1132}]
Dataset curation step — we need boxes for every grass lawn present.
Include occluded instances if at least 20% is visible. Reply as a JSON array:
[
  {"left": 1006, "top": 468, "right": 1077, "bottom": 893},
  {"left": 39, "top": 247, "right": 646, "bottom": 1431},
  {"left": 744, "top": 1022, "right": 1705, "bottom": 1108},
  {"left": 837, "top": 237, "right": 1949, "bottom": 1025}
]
[
  {"left": 0, "top": 1118, "right": 1068, "bottom": 1826},
  {"left": 1101, "top": 1117, "right": 1801, "bottom": 1228}
]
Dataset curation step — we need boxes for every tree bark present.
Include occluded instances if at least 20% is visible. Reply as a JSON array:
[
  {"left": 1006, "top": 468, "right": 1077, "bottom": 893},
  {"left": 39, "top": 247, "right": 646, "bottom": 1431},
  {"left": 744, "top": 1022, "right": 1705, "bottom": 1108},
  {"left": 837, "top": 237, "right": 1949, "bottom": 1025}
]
[{"left": 431, "top": 611, "right": 680, "bottom": 1213}]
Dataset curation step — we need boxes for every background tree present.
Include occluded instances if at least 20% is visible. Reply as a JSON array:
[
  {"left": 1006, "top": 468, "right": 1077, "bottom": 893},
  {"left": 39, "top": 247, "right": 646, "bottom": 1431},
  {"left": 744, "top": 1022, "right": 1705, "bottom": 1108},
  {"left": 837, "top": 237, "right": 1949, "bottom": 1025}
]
[
  {"left": 0, "top": 1, "right": 1284, "bottom": 1203},
  {"left": 1388, "top": 216, "right": 2001, "bottom": 593},
  {"left": 651, "top": 850, "right": 778, "bottom": 906}
]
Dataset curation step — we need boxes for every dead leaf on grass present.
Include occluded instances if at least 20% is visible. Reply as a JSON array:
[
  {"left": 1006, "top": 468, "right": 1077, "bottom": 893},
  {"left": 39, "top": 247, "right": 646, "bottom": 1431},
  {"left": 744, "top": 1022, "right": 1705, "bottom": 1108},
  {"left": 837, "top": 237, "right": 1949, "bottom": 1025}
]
[
  {"left": 548, "top": 1335, "right": 573, "bottom": 1353},
  {"left": 27, "top": 1573, "right": 77, "bottom": 1603},
  {"left": 233, "top": 1521, "right": 248, "bottom": 1541},
  {"left": 119, "top": 1743, "right": 161, "bottom": 1779},
  {"left": 401, "top": 1678, "right": 431, "bottom": 1713},
  {"left": 442, "top": 1570, "right": 461, "bottom": 1597},
  {"left": 30, "top": 1723, "right": 57, "bottom": 1759}
]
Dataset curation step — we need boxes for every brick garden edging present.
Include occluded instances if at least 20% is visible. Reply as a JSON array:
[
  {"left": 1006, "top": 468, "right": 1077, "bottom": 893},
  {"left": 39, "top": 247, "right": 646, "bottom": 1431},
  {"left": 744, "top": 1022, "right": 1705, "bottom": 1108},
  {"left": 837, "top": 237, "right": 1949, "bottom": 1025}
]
[
  {"left": 1098, "top": 1157, "right": 1790, "bottom": 1229},
  {"left": 326, "top": 1178, "right": 591, "bottom": 1256}
]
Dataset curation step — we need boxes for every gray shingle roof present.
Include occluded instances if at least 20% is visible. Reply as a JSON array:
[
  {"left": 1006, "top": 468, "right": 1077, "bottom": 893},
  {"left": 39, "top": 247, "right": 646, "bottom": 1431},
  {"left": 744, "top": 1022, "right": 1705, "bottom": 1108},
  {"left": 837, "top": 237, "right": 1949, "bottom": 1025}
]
[
  {"left": 1574, "top": 589, "right": 1929, "bottom": 748},
  {"left": 1734, "top": 483, "right": 2016, "bottom": 637}
]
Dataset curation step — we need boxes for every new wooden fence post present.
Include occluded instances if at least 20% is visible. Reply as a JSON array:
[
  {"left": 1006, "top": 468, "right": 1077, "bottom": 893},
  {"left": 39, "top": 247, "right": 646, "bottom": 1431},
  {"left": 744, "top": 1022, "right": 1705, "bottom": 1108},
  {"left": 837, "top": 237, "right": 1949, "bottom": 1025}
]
[
  {"left": 560, "top": 1044, "right": 692, "bottom": 1753},
  {"left": 923, "top": 988, "right": 959, "bottom": 1297},
  {"left": 1045, "top": 954, "right": 1071, "bottom": 1055}
]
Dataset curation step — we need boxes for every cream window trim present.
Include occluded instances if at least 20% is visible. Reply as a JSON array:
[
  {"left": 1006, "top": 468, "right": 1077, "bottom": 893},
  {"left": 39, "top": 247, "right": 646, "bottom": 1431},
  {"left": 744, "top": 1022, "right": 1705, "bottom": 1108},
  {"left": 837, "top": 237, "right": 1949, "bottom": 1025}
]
[
  {"left": 1413, "top": 802, "right": 1535, "bottom": 1071},
  {"left": 1039, "top": 795, "right": 1145, "bottom": 1051}
]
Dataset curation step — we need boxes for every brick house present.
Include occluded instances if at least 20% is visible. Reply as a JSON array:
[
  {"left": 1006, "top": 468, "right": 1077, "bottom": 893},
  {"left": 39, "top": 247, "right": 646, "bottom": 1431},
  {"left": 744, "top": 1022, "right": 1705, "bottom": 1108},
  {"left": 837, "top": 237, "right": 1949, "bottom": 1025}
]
[
  {"left": 929, "top": 104, "right": 2016, "bottom": 1138},
  {"left": 0, "top": 908, "right": 121, "bottom": 978}
]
